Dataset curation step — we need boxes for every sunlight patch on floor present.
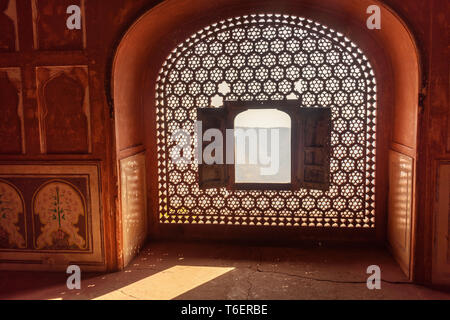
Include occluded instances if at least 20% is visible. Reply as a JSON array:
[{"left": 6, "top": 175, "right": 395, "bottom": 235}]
[{"left": 92, "top": 265, "right": 235, "bottom": 300}]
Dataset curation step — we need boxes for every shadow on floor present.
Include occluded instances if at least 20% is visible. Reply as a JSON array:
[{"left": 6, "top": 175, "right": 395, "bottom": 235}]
[{"left": 1, "top": 241, "right": 449, "bottom": 300}]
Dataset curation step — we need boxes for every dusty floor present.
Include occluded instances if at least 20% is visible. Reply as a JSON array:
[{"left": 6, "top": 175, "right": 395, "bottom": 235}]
[{"left": 1, "top": 241, "right": 449, "bottom": 300}]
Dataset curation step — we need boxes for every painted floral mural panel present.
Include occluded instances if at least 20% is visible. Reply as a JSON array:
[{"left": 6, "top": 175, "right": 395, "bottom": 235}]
[
  {"left": 0, "top": 179, "right": 26, "bottom": 249},
  {"left": 0, "top": 164, "right": 104, "bottom": 271},
  {"left": 33, "top": 180, "right": 87, "bottom": 250}
]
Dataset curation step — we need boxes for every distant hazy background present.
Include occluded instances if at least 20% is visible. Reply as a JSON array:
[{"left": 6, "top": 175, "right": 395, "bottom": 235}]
[{"left": 235, "top": 127, "right": 291, "bottom": 183}]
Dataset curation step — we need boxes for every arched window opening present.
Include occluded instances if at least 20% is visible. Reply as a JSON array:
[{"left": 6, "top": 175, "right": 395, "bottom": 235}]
[
  {"left": 155, "top": 14, "right": 377, "bottom": 228},
  {"left": 234, "top": 109, "right": 291, "bottom": 184}
]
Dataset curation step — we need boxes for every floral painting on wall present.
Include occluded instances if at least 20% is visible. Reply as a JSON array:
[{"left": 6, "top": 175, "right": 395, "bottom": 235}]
[
  {"left": 0, "top": 174, "right": 91, "bottom": 252},
  {"left": 0, "top": 179, "right": 26, "bottom": 249},
  {"left": 0, "top": 164, "right": 104, "bottom": 271},
  {"left": 33, "top": 180, "right": 87, "bottom": 250}
]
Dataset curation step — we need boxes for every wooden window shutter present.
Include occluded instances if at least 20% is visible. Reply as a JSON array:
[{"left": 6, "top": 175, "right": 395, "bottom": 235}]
[
  {"left": 295, "top": 107, "right": 332, "bottom": 190},
  {"left": 197, "top": 107, "right": 228, "bottom": 189}
]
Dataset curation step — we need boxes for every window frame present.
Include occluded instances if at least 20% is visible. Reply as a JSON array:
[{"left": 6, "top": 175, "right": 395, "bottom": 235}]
[
  {"left": 225, "top": 100, "right": 300, "bottom": 191},
  {"left": 197, "top": 100, "right": 332, "bottom": 191}
]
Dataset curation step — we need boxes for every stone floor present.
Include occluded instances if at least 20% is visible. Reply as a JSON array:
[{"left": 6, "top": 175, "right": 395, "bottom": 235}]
[{"left": 1, "top": 241, "right": 449, "bottom": 300}]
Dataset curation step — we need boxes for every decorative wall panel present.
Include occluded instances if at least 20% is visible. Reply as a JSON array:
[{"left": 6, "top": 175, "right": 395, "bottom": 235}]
[
  {"left": 0, "top": 164, "right": 104, "bottom": 271},
  {"left": 387, "top": 151, "right": 413, "bottom": 277},
  {"left": 32, "top": 0, "right": 85, "bottom": 50},
  {"left": 433, "top": 162, "right": 450, "bottom": 285},
  {"left": 32, "top": 180, "right": 88, "bottom": 250},
  {"left": 0, "top": 68, "right": 24, "bottom": 154},
  {"left": 0, "top": 179, "right": 26, "bottom": 249},
  {"left": 155, "top": 14, "right": 377, "bottom": 228},
  {"left": 36, "top": 66, "right": 91, "bottom": 154},
  {"left": 120, "top": 152, "right": 147, "bottom": 267},
  {"left": 0, "top": 0, "right": 18, "bottom": 52}
]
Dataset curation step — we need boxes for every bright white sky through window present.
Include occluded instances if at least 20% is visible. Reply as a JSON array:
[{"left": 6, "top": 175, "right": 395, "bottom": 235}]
[
  {"left": 234, "top": 109, "right": 292, "bottom": 128},
  {"left": 234, "top": 109, "right": 291, "bottom": 184}
]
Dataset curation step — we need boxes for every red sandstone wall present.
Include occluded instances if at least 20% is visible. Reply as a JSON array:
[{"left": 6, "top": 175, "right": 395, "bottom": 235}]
[{"left": 0, "top": 0, "right": 447, "bottom": 281}]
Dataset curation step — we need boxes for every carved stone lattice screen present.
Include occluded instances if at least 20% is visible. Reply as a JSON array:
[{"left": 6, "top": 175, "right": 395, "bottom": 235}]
[{"left": 155, "top": 14, "right": 377, "bottom": 227}]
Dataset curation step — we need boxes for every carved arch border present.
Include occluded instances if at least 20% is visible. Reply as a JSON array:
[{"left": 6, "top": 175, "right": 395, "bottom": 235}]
[{"left": 36, "top": 66, "right": 91, "bottom": 155}]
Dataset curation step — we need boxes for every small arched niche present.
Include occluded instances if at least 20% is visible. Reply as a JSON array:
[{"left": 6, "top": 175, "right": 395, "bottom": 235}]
[{"left": 111, "top": 0, "right": 421, "bottom": 278}]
